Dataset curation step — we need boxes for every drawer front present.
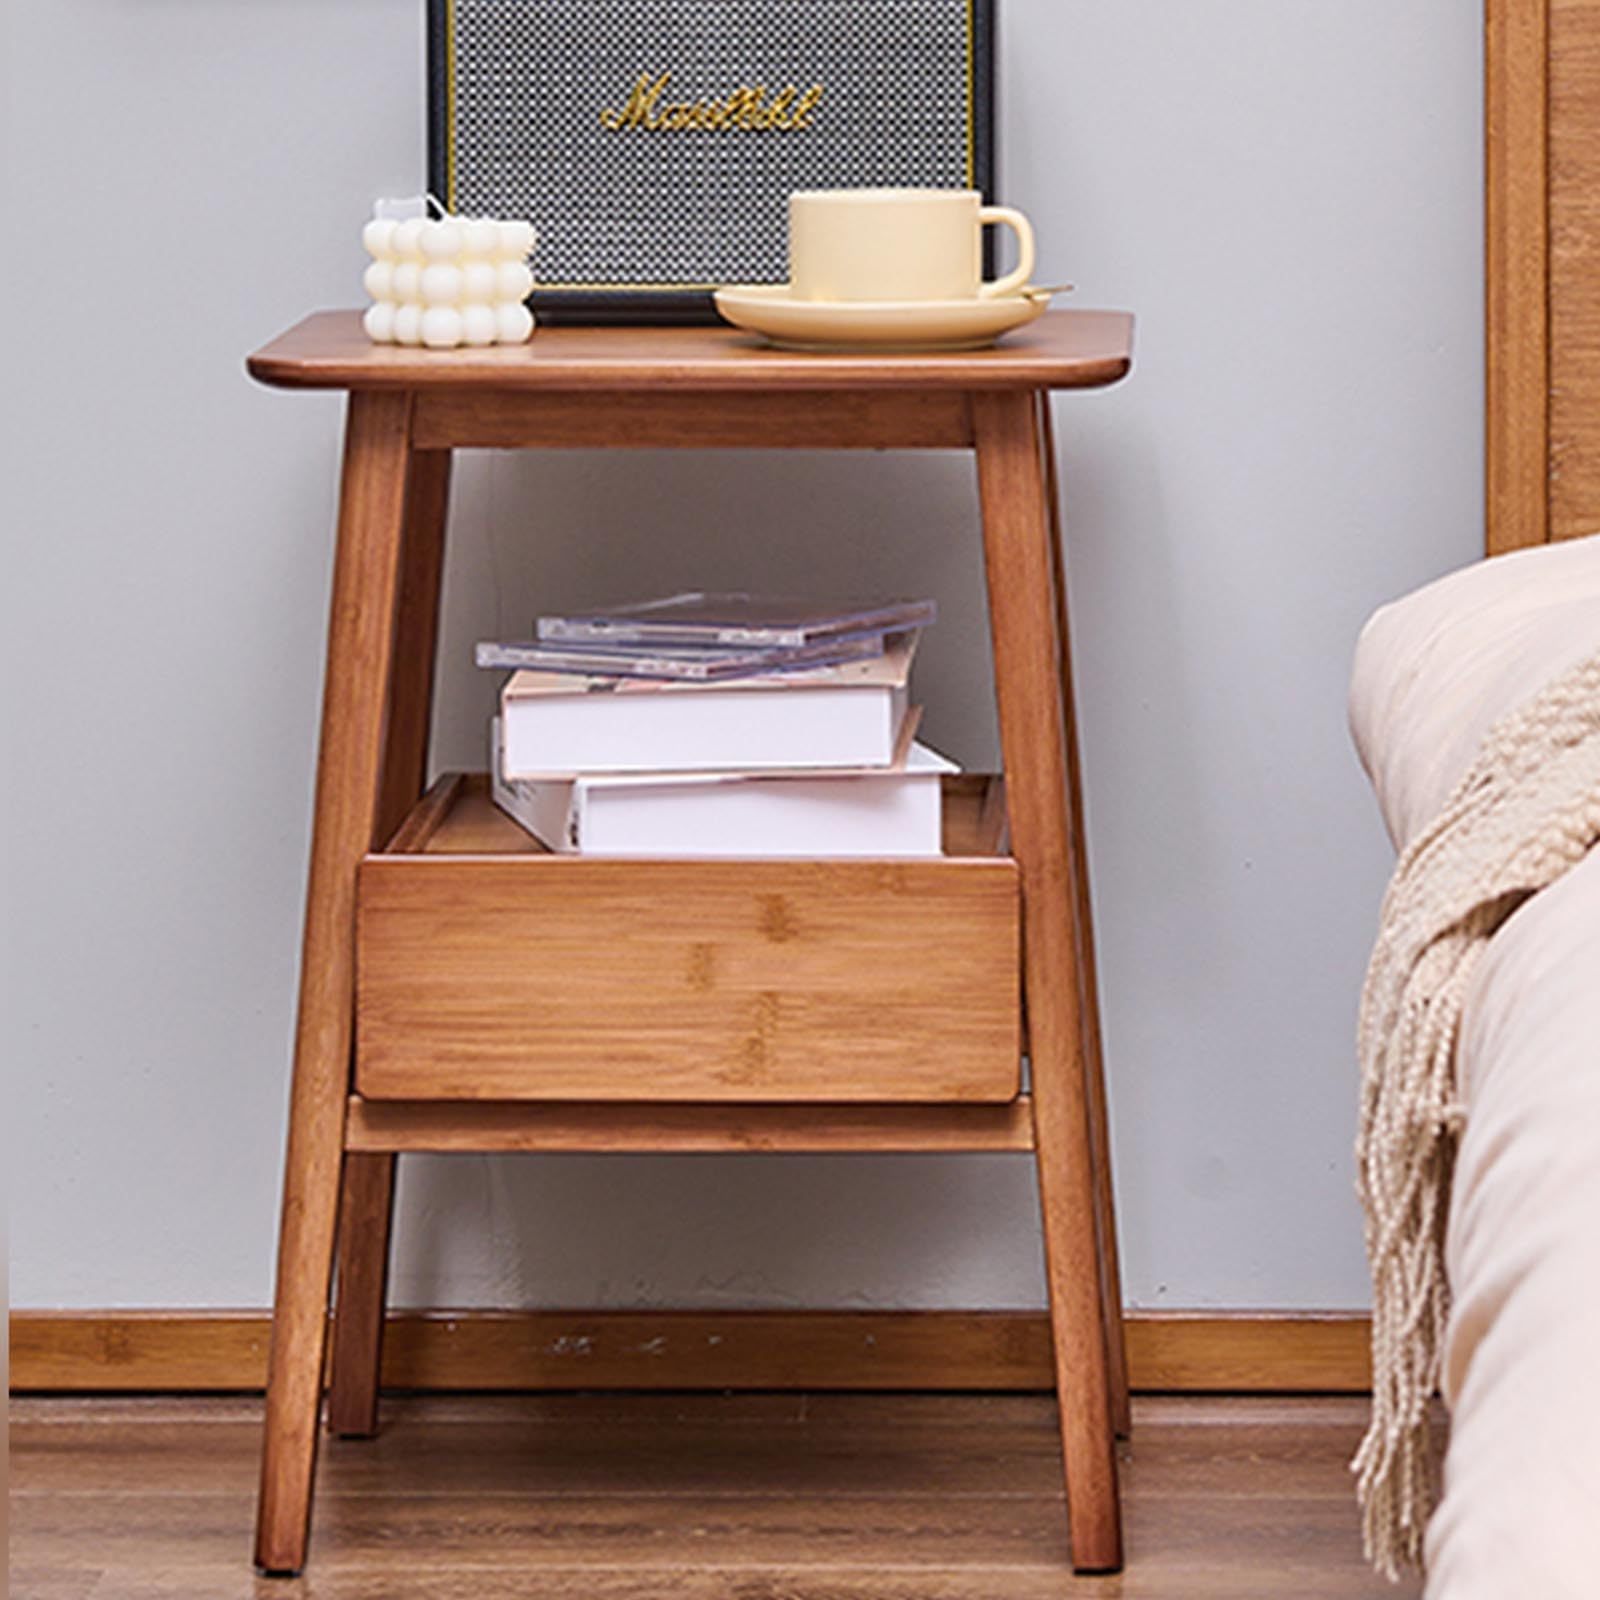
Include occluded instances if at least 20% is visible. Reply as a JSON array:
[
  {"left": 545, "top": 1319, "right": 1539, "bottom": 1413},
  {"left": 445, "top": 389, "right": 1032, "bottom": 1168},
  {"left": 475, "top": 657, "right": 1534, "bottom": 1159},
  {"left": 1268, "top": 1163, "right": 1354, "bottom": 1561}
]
[{"left": 356, "top": 855, "right": 1020, "bottom": 1102}]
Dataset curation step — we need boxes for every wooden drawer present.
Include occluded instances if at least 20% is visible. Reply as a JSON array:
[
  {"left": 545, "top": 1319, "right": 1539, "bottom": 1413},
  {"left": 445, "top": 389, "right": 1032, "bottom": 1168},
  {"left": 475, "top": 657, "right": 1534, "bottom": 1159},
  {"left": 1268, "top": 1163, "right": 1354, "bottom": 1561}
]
[{"left": 355, "top": 774, "right": 1021, "bottom": 1103}]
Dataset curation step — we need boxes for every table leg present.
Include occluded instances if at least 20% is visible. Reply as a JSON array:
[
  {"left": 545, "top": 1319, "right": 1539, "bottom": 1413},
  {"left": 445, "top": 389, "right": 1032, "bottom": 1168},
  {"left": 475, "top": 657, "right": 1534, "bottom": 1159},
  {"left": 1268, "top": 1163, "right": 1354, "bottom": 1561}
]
[
  {"left": 326, "top": 448, "right": 453, "bottom": 1441},
  {"left": 973, "top": 389, "right": 1123, "bottom": 1573},
  {"left": 255, "top": 391, "right": 417, "bottom": 1576},
  {"left": 1036, "top": 394, "right": 1131, "bottom": 1439},
  {"left": 325, "top": 1154, "right": 397, "bottom": 1439}
]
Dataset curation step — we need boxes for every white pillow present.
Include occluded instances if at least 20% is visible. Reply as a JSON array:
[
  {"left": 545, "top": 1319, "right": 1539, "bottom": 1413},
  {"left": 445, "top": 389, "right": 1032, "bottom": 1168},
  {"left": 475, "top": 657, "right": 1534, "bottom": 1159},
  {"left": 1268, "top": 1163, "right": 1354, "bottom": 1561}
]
[{"left": 1349, "top": 532, "right": 1600, "bottom": 850}]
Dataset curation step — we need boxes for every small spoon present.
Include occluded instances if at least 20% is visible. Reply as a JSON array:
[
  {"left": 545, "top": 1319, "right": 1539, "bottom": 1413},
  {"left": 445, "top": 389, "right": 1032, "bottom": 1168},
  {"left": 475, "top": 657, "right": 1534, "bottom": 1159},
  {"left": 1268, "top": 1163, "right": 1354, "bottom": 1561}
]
[{"left": 1020, "top": 283, "right": 1075, "bottom": 302}]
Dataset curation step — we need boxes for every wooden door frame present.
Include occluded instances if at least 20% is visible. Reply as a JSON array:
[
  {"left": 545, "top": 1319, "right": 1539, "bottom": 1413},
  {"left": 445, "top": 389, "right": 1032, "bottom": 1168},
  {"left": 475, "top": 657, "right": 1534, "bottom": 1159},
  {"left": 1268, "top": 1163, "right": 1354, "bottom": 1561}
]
[{"left": 1486, "top": 0, "right": 1551, "bottom": 555}]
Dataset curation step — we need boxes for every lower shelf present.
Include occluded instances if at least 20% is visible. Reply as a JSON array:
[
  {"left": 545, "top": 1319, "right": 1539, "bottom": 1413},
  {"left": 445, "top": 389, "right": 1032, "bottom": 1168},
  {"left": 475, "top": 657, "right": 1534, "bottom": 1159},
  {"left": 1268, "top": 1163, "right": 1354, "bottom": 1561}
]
[{"left": 355, "top": 774, "right": 1023, "bottom": 1105}]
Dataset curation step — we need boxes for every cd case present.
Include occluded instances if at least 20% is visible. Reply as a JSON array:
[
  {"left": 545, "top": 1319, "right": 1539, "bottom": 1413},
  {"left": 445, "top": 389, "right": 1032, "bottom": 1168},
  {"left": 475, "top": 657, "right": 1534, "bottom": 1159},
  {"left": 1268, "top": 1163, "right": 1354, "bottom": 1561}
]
[
  {"left": 537, "top": 592, "right": 937, "bottom": 649},
  {"left": 476, "top": 631, "right": 887, "bottom": 682}
]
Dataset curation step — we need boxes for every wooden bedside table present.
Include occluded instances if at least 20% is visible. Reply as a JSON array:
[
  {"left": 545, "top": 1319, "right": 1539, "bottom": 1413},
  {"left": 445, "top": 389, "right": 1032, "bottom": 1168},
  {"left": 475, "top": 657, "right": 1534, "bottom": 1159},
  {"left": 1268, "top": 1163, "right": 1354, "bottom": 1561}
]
[{"left": 246, "top": 308, "right": 1134, "bottom": 1575}]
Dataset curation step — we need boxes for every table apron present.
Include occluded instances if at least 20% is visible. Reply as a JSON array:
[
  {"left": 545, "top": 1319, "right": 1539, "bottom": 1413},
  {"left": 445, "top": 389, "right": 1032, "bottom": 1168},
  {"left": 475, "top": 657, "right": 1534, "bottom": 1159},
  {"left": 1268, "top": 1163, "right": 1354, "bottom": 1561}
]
[{"left": 410, "top": 388, "right": 977, "bottom": 450}]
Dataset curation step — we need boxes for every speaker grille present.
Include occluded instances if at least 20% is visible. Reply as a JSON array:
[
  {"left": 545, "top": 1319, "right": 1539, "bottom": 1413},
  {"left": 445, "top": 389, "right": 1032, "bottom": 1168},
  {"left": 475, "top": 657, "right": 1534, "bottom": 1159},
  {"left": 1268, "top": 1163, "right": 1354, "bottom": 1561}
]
[{"left": 437, "top": 0, "right": 983, "bottom": 291}]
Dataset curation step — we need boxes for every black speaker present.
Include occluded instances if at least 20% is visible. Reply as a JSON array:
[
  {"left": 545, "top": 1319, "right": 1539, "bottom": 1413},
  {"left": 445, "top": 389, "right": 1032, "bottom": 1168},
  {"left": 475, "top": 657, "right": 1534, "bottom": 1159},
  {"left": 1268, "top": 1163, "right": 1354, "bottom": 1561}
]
[{"left": 428, "top": 0, "right": 996, "bottom": 322}]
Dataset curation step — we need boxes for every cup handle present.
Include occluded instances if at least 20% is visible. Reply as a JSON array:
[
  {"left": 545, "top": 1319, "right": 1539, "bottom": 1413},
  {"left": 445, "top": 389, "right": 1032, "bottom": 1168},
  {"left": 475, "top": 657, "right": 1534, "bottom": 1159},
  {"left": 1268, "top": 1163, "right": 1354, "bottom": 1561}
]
[{"left": 978, "top": 206, "right": 1035, "bottom": 299}]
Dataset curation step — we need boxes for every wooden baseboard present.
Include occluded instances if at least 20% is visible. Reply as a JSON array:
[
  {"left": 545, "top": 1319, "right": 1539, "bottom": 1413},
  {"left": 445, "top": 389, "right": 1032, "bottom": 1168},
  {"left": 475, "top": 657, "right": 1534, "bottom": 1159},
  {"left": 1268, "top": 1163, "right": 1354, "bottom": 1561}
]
[{"left": 9, "top": 1309, "right": 1370, "bottom": 1395}]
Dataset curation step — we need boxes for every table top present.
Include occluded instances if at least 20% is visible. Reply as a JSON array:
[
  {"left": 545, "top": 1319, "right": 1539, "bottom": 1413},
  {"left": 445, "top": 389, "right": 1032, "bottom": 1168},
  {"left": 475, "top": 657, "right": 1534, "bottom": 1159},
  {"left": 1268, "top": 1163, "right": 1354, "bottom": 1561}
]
[{"left": 248, "top": 309, "right": 1134, "bottom": 394}]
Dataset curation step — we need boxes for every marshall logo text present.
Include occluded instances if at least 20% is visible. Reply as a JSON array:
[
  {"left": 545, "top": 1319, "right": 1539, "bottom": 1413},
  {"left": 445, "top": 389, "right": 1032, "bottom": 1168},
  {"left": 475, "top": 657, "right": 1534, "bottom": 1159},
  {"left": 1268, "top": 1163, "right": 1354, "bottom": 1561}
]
[{"left": 599, "top": 70, "right": 824, "bottom": 131}]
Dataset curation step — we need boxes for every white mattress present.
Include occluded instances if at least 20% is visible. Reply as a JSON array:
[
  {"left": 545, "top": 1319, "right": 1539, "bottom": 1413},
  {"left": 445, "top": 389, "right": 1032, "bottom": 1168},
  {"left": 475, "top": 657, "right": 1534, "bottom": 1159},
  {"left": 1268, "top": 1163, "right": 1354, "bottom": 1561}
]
[{"left": 1349, "top": 532, "right": 1600, "bottom": 1599}]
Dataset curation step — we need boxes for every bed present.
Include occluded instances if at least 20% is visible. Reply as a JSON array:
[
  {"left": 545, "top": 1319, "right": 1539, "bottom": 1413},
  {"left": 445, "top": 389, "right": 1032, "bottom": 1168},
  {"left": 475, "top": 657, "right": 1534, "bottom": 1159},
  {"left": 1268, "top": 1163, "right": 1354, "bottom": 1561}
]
[{"left": 1345, "top": 4, "right": 1600, "bottom": 1592}]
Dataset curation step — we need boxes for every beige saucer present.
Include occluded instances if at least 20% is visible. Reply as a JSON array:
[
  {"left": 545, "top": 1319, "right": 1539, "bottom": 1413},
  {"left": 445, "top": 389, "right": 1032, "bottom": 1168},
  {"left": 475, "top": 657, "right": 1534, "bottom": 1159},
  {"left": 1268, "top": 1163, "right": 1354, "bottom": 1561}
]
[{"left": 713, "top": 284, "right": 1046, "bottom": 352}]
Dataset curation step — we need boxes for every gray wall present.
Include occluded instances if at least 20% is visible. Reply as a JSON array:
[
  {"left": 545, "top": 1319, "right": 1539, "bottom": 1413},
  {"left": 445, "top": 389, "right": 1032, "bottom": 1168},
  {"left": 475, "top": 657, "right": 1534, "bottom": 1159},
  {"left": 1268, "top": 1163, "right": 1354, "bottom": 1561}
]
[{"left": 5, "top": 1, "right": 1482, "bottom": 1312}]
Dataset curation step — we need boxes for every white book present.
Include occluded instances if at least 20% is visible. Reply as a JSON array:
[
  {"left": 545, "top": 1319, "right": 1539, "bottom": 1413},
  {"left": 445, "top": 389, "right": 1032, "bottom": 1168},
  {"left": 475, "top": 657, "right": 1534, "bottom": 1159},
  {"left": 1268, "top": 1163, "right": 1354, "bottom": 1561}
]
[
  {"left": 498, "top": 634, "right": 914, "bottom": 776},
  {"left": 490, "top": 721, "right": 956, "bottom": 858}
]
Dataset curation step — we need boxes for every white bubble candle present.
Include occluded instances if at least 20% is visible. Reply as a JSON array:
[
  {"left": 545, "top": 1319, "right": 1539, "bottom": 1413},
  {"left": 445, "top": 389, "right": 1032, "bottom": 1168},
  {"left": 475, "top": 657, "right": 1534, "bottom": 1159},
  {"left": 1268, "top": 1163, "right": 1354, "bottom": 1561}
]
[{"left": 362, "top": 200, "right": 537, "bottom": 348}]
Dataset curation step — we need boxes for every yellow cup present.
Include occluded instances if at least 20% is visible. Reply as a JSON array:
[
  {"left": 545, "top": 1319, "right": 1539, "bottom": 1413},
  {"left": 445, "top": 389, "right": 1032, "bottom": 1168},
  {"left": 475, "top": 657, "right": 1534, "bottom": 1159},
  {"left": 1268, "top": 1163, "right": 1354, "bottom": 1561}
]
[{"left": 787, "top": 187, "right": 1035, "bottom": 304}]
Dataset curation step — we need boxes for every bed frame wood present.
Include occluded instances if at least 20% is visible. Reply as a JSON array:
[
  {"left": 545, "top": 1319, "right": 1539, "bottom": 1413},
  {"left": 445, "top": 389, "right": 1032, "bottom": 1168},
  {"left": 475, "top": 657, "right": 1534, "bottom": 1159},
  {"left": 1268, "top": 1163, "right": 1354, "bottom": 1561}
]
[{"left": 1487, "top": 0, "right": 1600, "bottom": 553}]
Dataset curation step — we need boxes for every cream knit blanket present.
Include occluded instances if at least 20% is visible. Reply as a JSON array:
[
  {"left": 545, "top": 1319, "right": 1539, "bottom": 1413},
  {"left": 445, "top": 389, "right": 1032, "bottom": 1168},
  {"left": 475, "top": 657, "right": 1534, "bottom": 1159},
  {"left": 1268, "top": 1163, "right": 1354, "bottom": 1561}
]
[{"left": 1355, "top": 648, "right": 1600, "bottom": 1579}]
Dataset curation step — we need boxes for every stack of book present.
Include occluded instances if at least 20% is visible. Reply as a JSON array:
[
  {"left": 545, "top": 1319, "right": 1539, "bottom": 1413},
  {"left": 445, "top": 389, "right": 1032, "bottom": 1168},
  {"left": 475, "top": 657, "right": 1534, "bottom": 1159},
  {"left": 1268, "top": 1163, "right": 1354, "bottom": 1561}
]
[{"left": 477, "top": 593, "right": 952, "bottom": 857}]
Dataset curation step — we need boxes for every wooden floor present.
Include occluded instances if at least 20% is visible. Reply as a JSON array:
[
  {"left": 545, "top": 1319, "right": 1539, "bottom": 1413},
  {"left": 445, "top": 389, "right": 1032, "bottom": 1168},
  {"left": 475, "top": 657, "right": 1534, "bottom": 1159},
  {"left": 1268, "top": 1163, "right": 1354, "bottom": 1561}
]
[{"left": 10, "top": 1393, "right": 1420, "bottom": 1598}]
